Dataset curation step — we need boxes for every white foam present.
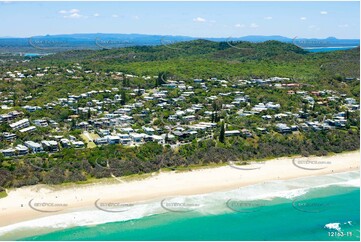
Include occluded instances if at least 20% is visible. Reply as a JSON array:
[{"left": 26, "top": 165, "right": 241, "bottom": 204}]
[
  {"left": 324, "top": 220, "right": 355, "bottom": 233},
  {"left": 207, "top": 171, "right": 360, "bottom": 201},
  {"left": 0, "top": 202, "right": 166, "bottom": 238},
  {"left": 324, "top": 223, "right": 341, "bottom": 231},
  {"left": 344, "top": 221, "right": 353, "bottom": 226}
]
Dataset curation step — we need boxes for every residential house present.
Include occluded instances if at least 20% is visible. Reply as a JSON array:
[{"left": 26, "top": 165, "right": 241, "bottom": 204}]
[
  {"left": 24, "top": 141, "right": 43, "bottom": 153},
  {"left": 118, "top": 134, "right": 131, "bottom": 145},
  {"left": 106, "top": 135, "right": 121, "bottom": 145},
  {"left": 60, "top": 138, "right": 71, "bottom": 148},
  {"left": 276, "top": 123, "right": 292, "bottom": 134},
  {"left": 9, "top": 118, "right": 30, "bottom": 130},
  {"left": 71, "top": 140, "right": 85, "bottom": 148},
  {"left": 34, "top": 119, "right": 48, "bottom": 127},
  {"left": 143, "top": 127, "right": 155, "bottom": 135},
  {"left": 94, "top": 137, "right": 108, "bottom": 145},
  {"left": 2, "top": 132, "right": 16, "bottom": 141},
  {"left": 15, "top": 145, "right": 28, "bottom": 156},
  {"left": 0, "top": 148, "right": 16, "bottom": 157},
  {"left": 41, "top": 140, "right": 59, "bottom": 152},
  {"left": 130, "top": 133, "right": 145, "bottom": 143},
  {"left": 225, "top": 130, "right": 241, "bottom": 137},
  {"left": 19, "top": 126, "right": 36, "bottom": 133}
]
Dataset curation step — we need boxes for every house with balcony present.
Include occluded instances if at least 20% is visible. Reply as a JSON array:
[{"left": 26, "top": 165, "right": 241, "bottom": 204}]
[
  {"left": 34, "top": 119, "right": 48, "bottom": 127},
  {"left": 15, "top": 145, "right": 28, "bottom": 156},
  {"left": 2, "top": 132, "right": 16, "bottom": 141},
  {"left": 9, "top": 118, "right": 30, "bottom": 130},
  {"left": 24, "top": 141, "right": 43, "bottom": 153},
  {"left": 0, "top": 148, "right": 16, "bottom": 157},
  {"left": 41, "top": 140, "right": 59, "bottom": 152}
]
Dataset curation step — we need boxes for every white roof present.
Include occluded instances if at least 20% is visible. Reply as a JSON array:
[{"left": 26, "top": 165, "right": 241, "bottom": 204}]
[
  {"left": 225, "top": 130, "right": 240, "bottom": 134},
  {"left": 19, "top": 126, "right": 36, "bottom": 133},
  {"left": 130, "top": 133, "right": 145, "bottom": 138},
  {"left": 106, "top": 135, "right": 120, "bottom": 140},
  {"left": 10, "top": 118, "right": 29, "bottom": 128},
  {"left": 152, "top": 135, "right": 163, "bottom": 140},
  {"left": 25, "top": 141, "right": 42, "bottom": 148},
  {"left": 15, "top": 145, "right": 28, "bottom": 151}
]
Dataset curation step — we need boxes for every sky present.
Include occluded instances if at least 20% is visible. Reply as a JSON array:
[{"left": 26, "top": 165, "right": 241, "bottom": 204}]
[{"left": 0, "top": 1, "right": 359, "bottom": 39}]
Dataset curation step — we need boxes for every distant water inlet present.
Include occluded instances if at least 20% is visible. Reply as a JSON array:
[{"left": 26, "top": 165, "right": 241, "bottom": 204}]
[
  {"left": 95, "top": 38, "right": 134, "bottom": 50},
  {"left": 293, "top": 36, "right": 330, "bottom": 48},
  {"left": 28, "top": 37, "right": 69, "bottom": 50},
  {"left": 292, "top": 36, "right": 359, "bottom": 52}
]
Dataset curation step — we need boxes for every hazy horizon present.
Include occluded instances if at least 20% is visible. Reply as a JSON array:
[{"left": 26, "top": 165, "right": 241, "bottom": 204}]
[{"left": 0, "top": 33, "right": 360, "bottom": 40}]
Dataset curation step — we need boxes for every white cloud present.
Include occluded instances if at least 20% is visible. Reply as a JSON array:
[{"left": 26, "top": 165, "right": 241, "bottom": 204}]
[
  {"left": 59, "top": 9, "right": 84, "bottom": 19},
  {"left": 338, "top": 24, "right": 349, "bottom": 28},
  {"left": 93, "top": 13, "right": 100, "bottom": 17},
  {"left": 264, "top": 16, "right": 273, "bottom": 20},
  {"left": 112, "top": 14, "right": 119, "bottom": 18},
  {"left": 133, "top": 15, "right": 140, "bottom": 20},
  {"left": 234, "top": 23, "right": 245, "bottom": 28},
  {"left": 250, "top": 23, "right": 259, "bottom": 28},
  {"left": 69, "top": 9, "right": 79, "bottom": 14},
  {"left": 300, "top": 17, "right": 307, "bottom": 21},
  {"left": 320, "top": 11, "right": 328, "bottom": 15},
  {"left": 193, "top": 17, "right": 206, "bottom": 23},
  {"left": 64, "top": 13, "right": 83, "bottom": 19},
  {"left": 308, "top": 25, "right": 317, "bottom": 29}
]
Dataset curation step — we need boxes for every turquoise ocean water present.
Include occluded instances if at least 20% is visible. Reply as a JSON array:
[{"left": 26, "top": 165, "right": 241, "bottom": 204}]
[{"left": 0, "top": 171, "right": 359, "bottom": 241}]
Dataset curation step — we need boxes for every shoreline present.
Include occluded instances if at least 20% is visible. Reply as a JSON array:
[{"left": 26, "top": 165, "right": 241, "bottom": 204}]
[{"left": 0, "top": 150, "right": 359, "bottom": 231}]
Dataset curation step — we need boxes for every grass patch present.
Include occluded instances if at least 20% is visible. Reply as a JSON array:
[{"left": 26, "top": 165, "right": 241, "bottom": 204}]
[
  {"left": 80, "top": 133, "right": 97, "bottom": 149},
  {"left": 0, "top": 191, "right": 8, "bottom": 199}
]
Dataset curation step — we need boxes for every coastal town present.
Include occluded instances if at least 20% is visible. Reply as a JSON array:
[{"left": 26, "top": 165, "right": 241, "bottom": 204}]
[
  {"left": 0, "top": 1, "right": 360, "bottom": 240},
  {"left": 0, "top": 63, "right": 359, "bottom": 158}
]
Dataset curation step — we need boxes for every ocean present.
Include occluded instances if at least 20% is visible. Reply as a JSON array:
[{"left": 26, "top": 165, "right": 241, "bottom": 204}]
[{"left": 0, "top": 171, "right": 359, "bottom": 241}]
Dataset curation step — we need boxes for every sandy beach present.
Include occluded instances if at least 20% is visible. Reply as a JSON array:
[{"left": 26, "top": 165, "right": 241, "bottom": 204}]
[{"left": 0, "top": 151, "right": 359, "bottom": 229}]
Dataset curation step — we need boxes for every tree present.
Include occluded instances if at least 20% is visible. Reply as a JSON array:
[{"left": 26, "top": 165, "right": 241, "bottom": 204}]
[
  {"left": 87, "top": 109, "right": 91, "bottom": 119},
  {"left": 120, "top": 90, "right": 127, "bottom": 105},
  {"left": 12, "top": 92, "right": 17, "bottom": 107},
  {"left": 155, "top": 72, "right": 166, "bottom": 87},
  {"left": 137, "top": 85, "right": 142, "bottom": 96},
  {"left": 70, "top": 119, "right": 76, "bottom": 130},
  {"left": 165, "top": 133, "right": 170, "bottom": 144},
  {"left": 122, "top": 73, "right": 127, "bottom": 87},
  {"left": 212, "top": 100, "right": 222, "bottom": 122},
  {"left": 219, "top": 121, "right": 225, "bottom": 143}
]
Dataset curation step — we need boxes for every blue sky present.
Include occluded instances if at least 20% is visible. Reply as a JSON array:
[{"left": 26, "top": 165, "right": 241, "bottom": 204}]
[{"left": 0, "top": 1, "right": 359, "bottom": 38}]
